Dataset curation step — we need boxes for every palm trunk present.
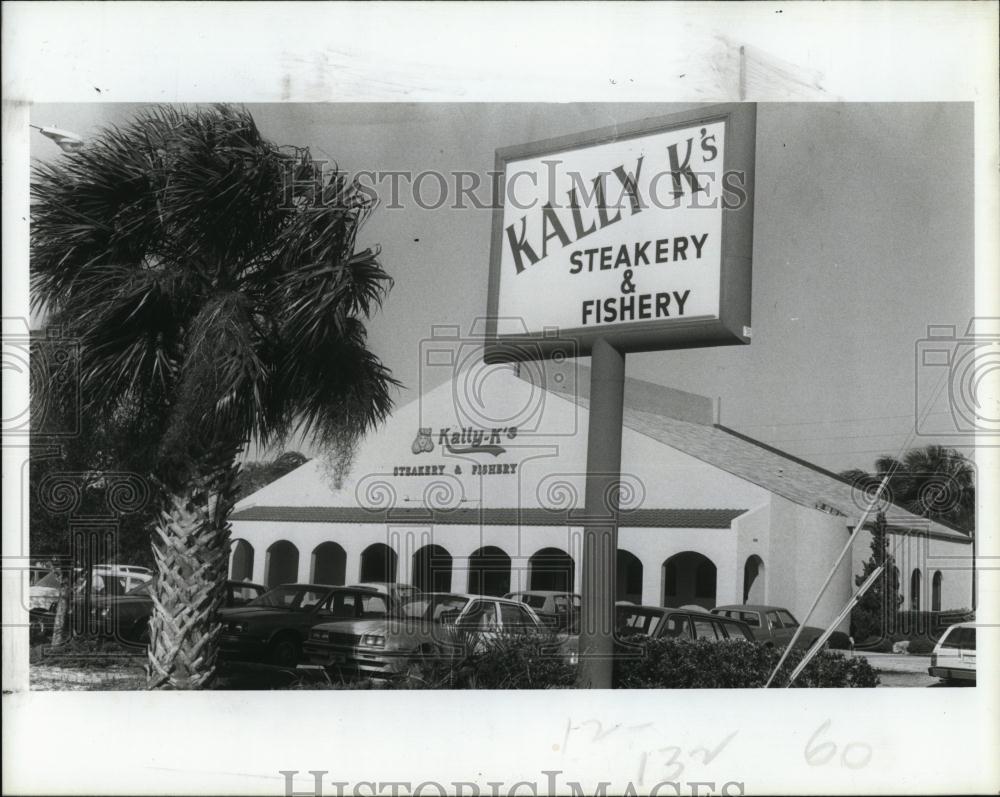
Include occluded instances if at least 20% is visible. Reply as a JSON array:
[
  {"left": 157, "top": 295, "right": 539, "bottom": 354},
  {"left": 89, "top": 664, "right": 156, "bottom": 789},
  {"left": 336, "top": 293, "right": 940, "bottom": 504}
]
[
  {"left": 49, "top": 568, "right": 72, "bottom": 647},
  {"left": 147, "top": 447, "right": 240, "bottom": 689}
]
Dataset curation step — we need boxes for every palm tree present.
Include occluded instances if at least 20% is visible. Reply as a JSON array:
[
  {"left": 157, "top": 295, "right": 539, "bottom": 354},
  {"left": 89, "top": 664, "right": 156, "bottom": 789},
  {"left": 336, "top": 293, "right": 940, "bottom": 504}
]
[
  {"left": 31, "top": 105, "right": 398, "bottom": 688},
  {"left": 842, "top": 445, "right": 975, "bottom": 533}
]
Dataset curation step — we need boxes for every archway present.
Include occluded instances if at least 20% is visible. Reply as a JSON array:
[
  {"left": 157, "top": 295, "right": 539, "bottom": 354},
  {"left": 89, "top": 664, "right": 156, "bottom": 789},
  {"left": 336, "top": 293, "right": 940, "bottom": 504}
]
[
  {"left": 412, "top": 544, "right": 453, "bottom": 592},
  {"left": 230, "top": 539, "right": 254, "bottom": 582},
  {"left": 932, "top": 571, "right": 942, "bottom": 612},
  {"left": 528, "top": 547, "right": 575, "bottom": 592},
  {"left": 616, "top": 549, "right": 643, "bottom": 604},
  {"left": 360, "top": 543, "right": 397, "bottom": 584},
  {"left": 743, "top": 555, "right": 765, "bottom": 604},
  {"left": 662, "top": 551, "right": 717, "bottom": 610},
  {"left": 311, "top": 542, "right": 346, "bottom": 586},
  {"left": 468, "top": 547, "right": 511, "bottom": 596},
  {"left": 910, "top": 568, "right": 922, "bottom": 611},
  {"left": 264, "top": 540, "right": 299, "bottom": 588}
]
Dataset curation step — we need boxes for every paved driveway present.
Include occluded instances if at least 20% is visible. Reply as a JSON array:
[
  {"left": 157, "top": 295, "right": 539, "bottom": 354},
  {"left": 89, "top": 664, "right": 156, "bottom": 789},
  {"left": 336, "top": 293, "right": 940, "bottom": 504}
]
[{"left": 850, "top": 651, "right": 967, "bottom": 688}]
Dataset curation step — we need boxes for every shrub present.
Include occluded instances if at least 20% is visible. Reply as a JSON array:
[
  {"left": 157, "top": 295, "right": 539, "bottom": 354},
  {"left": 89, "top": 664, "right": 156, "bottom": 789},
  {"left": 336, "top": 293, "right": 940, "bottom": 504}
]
[
  {"left": 444, "top": 634, "right": 577, "bottom": 689},
  {"left": 614, "top": 638, "right": 879, "bottom": 689},
  {"left": 906, "top": 638, "right": 935, "bottom": 655},
  {"left": 827, "top": 631, "right": 852, "bottom": 650},
  {"left": 415, "top": 631, "right": 578, "bottom": 690}
]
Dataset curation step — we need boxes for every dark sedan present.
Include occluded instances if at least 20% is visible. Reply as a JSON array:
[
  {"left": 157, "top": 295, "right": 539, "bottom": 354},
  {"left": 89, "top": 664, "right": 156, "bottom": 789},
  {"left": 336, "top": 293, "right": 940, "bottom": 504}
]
[
  {"left": 505, "top": 590, "right": 580, "bottom": 633},
  {"left": 616, "top": 604, "right": 756, "bottom": 643},
  {"left": 218, "top": 584, "right": 393, "bottom": 666},
  {"left": 711, "top": 604, "right": 825, "bottom": 649},
  {"left": 84, "top": 579, "right": 266, "bottom": 644}
]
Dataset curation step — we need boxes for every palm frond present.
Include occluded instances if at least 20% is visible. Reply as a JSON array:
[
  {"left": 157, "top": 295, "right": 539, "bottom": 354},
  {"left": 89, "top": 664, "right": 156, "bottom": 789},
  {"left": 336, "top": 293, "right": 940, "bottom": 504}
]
[{"left": 32, "top": 103, "right": 399, "bottom": 484}]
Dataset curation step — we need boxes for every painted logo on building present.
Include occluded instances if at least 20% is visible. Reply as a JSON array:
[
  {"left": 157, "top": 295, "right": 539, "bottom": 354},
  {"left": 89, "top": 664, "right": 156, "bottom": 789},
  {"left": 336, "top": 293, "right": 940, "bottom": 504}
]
[
  {"left": 411, "top": 426, "right": 518, "bottom": 458},
  {"left": 411, "top": 428, "right": 435, "bottom": 455}
]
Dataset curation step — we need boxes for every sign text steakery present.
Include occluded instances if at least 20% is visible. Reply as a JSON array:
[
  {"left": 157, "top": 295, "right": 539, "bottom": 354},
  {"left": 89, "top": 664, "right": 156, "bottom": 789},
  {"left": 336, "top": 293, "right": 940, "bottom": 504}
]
[{"left": 487, "top": 106, "right": 756, "bottom": 358}]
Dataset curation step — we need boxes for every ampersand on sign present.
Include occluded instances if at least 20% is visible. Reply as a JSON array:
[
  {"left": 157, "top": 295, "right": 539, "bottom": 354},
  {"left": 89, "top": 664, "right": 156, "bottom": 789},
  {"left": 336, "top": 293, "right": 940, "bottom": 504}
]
[{"left": 620, "top": 269, "right": 636, "bottom": 294}]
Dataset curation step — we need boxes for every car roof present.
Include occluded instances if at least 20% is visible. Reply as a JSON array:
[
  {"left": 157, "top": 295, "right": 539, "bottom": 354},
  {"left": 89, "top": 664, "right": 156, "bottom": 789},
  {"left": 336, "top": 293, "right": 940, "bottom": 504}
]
[
  {"left": 620, "top": 603, "right": 731, "bottom": 619},
  {"left": 507, "top": 590, "right": 577, "bottom": 597},
  {"left": 271, "top": 583, "right": 366, "bottom": 591},
  {"left": 350, "top": 581, "right": 417, "bottom": 588},
  {"left": 714, "top": 604, "right": 788, "bottom": 613},
  {"left": 419, "top": 592, "right": 525, "bottom": 606}
]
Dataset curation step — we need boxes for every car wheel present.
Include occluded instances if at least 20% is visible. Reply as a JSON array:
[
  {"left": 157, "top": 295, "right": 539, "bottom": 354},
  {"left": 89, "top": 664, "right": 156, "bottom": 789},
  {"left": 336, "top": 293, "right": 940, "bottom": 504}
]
[{"left": 268, "top": 635, "right": 301, "bottom": 668}]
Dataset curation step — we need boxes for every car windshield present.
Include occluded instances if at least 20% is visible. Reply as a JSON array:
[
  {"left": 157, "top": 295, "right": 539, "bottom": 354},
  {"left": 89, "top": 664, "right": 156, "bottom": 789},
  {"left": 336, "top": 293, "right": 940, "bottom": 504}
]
[
  {"left": 941, "top": 627, "right": 976, "bottom": 650},
  {"left": 400, "top": 595, "right": 468, "bottom": 621},
  {"left": 776, "top": 610, "right": 799, "bottom": 627},
  {"left": 515, "top": 594, "right": 547, "bottom": 609},
  {"left": 34, "top": 572, "right": 63, "bottom": 589},
  {"left": 617, "top": 607, "right": 663, "bottom": 636},
  {"left": 127, "top": 580, "right": 154, "bottom": 596},
  {"left": 249, "top": 586, "right": 328, "bottom": 610}
]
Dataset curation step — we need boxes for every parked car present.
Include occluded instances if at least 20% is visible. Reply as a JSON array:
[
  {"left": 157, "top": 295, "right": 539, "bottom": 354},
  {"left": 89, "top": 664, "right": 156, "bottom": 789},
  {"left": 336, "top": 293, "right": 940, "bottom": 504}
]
[
  {"left": 27, "top": 566, "right": 53, "bottom": 587},
  {"left": 505, "top": 590, "right": 580, "bottom": 632},
  {"left": 928, "top": 621, "right": 976, "bottom": 684},
  {"left": 85, "top": 578, "right": 266, "bottom": 644},
  {"left": 29, "top": 565, "right": 152, "bottom": 612},
  {"left": 348, "top": 582, "right": 421, "bottom": 604},
  {"left": 711, "top": 604, "right": 824, "bottom": 649},
  {"left": 617, "top": 603, "right": 756, "bottom": 643},
  {"left": 304, "top": 592, "right": 547, "bottom": 679},
  {"left": 95, "top": 563, "right": 153, "bottom": 579},
  {"left": 219, "top": 584, "right": 395, "bottom": 666}
]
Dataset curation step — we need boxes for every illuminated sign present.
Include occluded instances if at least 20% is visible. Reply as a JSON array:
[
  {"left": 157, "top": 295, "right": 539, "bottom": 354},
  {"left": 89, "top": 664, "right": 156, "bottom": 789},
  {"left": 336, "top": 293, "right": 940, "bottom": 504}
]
[{"left": 485, "top": 103, "right": 756, "bottom": 361}]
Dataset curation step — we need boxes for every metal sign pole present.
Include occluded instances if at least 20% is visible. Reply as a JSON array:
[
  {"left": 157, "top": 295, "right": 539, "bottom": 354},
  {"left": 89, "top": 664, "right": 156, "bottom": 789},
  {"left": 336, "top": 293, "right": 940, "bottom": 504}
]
[{"left": 577, "top": 337, "right": 626, "bottom": 688}]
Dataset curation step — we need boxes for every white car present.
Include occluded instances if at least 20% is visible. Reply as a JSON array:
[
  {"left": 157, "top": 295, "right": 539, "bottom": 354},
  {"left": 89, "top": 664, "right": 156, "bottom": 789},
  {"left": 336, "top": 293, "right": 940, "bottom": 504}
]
[
  {"left": 928, "top": 621, "right": 976, "bottom": 684},
  {"left": 29, "top": 565, "right": 153, "bottom": 611}
]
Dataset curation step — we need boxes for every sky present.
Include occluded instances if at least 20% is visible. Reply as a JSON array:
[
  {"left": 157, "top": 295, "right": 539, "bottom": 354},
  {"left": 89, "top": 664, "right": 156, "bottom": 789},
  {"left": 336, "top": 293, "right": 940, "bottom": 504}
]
[{"left": 30, "top": 102, "right": 975, "bottom": 474}]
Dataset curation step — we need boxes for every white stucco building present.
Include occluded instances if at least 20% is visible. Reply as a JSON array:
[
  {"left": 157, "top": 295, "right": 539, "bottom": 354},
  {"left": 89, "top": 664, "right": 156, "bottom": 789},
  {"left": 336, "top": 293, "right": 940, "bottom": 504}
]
[{"left": 229, "top": 362, "right": 974, "bottom": 630}]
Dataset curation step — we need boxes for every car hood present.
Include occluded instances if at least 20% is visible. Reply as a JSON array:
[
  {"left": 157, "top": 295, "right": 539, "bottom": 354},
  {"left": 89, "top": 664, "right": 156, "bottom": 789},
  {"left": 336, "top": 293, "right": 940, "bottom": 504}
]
[
  {"left": 311, "top": 617, "right": 391, "bottom": 635},
  {"left": 311, "top": 616, "right": 435, "bottom": 635},
  {"left": 218, "top": 606, "right": 297, "bottom": 623},
  {"left": 96, "top": 595, "right": 152, "bottom": 609}
]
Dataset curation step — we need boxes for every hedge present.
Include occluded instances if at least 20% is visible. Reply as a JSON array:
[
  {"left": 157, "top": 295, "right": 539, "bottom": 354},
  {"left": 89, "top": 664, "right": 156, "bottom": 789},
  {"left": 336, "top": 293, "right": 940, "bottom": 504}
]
[
  {"left": 388, "top": 635, "right": 878, "bottom": 689},
  {"left": 613, "top": 638, "right": 880, "bottom": 689}
]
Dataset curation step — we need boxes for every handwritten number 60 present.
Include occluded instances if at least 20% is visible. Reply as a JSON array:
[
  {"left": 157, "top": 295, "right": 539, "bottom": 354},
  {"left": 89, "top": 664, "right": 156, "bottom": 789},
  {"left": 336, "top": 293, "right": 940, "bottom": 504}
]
[{"left": 805, "top": 720, "right": 872, "bottom": 769}]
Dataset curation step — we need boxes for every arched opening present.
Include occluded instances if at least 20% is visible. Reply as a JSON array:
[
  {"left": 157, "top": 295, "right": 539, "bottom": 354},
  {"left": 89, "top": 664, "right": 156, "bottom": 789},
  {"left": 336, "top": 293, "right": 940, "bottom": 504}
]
[
  {"left": 468, "top": 547, "right": 511, "bottom": 596},
  {"left": 311, "top": 542, "right": 346, "bottom": 586},
  {"left": 910, "top": 568, "right": 922, "bottom": 611},
  {"left": 743, "top": 555, "right": 765, "bottom": 604},
  {"left": 230, "top": 539, "right": 254, "bottom": 582},
  {"left": 662, "top": 551, "right": 717, "bottom": 610},
  {"left": 932, "top": 570, "right": 942, "bottom": 612},
  {"left": 264, "top": 540, "right": 299, "bottom": 588},
  {"left": 412, "top": 544, "right": 453, "bottom": 593},
  {"left": 528, "top": 547, "right": 575, "bottom": 592},
  {"left": 616, "top": 549, "right": 643, "bottom": 604},
  {"left": 360, "top": 543, "right": 398, "bottom": 584}
]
